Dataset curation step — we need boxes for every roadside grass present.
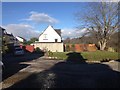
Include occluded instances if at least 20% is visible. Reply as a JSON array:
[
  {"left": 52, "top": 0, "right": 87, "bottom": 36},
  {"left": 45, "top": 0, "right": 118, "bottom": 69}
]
[{"left": 48, "top": 50, "right": 119, "bottom": 61}]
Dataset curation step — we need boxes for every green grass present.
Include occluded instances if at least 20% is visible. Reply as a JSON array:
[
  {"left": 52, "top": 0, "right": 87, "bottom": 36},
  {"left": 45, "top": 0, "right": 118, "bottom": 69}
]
[
  {"left": 49, "top": 52, "right": 68, "bottom": 60},
  {"left": 48, "top": 51, "right": 119, "bottom": 61},
  {"left": 81, "top": 50, "right": 119, "bottom": 61}
]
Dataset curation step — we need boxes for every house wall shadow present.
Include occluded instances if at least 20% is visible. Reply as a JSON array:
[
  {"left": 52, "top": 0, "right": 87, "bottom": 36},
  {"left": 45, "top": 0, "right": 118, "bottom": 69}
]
[
  {"left": 4, "top": 52, "right": 120, "bottom": 89},
  {"left": 2, "top": 51, "right": 44, "bottom": 81}
]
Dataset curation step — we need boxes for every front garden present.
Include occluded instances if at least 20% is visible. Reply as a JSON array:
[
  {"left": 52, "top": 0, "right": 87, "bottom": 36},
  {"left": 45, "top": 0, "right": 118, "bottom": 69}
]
[{"left": 47, "top": 50, "right": 119, "bottom": 62}]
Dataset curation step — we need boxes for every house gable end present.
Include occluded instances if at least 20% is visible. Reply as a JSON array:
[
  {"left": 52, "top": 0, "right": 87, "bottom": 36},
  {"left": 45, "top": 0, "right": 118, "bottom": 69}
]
[
  {"left": 39, "top": 25, "right": 61, "bottom": 42},
  {"left": 39, "top": 26, "right": 61, "bottom": 37}
]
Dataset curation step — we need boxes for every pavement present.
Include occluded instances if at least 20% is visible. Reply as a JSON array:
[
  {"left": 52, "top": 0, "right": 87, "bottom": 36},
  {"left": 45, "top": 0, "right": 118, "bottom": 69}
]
[{"left": 1, "top": 53, "right": 120, "bottom": 89}]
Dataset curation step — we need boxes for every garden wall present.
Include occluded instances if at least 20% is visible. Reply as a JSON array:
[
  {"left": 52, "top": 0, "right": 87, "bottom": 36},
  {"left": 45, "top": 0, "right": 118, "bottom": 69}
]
[
  {"left": 64, "top": 44, "right": 97, "bottom": 52},
  {"left": 33, "top": 42, "right": 64, "bottom": 52}
]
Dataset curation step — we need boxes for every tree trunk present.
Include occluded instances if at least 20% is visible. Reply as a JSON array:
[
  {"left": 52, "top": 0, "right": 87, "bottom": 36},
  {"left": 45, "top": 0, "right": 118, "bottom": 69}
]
[
  {"left": 100, "top": 42, "right": 106, "bottom": 51},
  {"left": 98, "top": 39, "right": 107, "bottom": 51}
]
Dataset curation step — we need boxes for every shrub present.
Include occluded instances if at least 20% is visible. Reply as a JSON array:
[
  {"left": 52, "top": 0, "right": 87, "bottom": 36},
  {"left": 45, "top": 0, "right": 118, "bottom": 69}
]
[
  {"left": 107, "top": 47, "right": 115, "bottom": 52},
  {"left": 35, "top": 47, "right": 45, "bottom": 55},
  {"left": 66, "top": 44, "right": 70, "bottom": 52},
  {"left": 47, "top": 50, "right": 53, "bottom": 57},
  {"left": 35, "top": 47, "right": 41, "bottom": 53},
  {"left": 71, "top": 44, "right": 75, "bottom": 51}
]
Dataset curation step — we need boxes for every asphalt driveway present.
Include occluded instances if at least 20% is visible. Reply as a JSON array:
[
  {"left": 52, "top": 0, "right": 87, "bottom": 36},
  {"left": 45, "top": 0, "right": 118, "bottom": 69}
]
[{"left": 2, "top": 53, "right": 120, "bottom": 89}]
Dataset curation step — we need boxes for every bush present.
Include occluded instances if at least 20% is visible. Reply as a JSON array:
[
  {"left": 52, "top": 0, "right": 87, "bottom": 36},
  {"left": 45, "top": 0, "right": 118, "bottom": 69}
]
[
  {"left": 35, "top": 47, "right": 41, "bottom": 53},
  {"left": 47, "top": 50, "right": 53, "bottom": 57},
  {"left": 71, "top": 44, "right": 75, "bottom": 51},
  {"left": 66, "top": 44, "right": 70, "bottom": 52},
  {"left": 34, "top": 47, "right": 45, "bottom": 56}
]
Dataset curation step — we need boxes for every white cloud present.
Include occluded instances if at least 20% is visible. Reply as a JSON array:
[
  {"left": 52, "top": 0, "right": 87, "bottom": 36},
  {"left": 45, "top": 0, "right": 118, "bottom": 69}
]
[
  {"left": 25, "top": 11, "right": 58, "bottom": 24},
  {"left": 61, "top": 28, "right": 87, "bottom": 39},
  {"left": 3, "top": 24, "right": 40, "bottom": 40},
  {"left": 3, "top": 24, "right": 88, "bottom": 40}
]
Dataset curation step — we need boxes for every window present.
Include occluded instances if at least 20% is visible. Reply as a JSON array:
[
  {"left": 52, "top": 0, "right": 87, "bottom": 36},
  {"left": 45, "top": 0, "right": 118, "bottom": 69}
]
[{"left": 55, "top": 39, "right": 58, "bottom": 42}]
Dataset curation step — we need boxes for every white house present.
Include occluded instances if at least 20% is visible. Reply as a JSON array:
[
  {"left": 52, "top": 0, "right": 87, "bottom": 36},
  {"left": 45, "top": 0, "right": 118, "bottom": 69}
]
[
  {"left": 39, "top": 25, "right": 62, "bottom": 42},
  {"left": 16, "top": 36, "right": 26, "bottom": 43},
  {"left": 33, "top": 25, "right": 63, "bottom": 52}
]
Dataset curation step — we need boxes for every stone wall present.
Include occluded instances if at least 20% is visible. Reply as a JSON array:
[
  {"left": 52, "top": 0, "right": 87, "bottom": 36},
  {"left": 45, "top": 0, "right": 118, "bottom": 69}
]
[{"left": 33, "top": 42, "right": 64, "bottom": 52}]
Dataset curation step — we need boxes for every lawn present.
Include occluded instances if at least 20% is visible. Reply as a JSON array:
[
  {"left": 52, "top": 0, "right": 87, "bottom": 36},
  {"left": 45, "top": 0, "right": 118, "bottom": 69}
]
[{"left": 48, "top": 50, "right": 119, "bottom": 61}]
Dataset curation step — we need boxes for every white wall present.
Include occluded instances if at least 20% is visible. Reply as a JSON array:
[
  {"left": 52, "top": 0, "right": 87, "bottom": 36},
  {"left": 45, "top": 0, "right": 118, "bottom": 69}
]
[
  {"left": 34, "top": 42, "right": 64, "bottom": 52},
  {"left": 39, "top": 25, "right": 61, "bottom": 42}
]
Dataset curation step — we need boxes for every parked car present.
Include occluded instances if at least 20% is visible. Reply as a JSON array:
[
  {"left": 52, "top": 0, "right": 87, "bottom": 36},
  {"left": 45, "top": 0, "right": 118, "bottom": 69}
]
[{"left": 14, "top": 47, "right": 24, "bottom": 56}]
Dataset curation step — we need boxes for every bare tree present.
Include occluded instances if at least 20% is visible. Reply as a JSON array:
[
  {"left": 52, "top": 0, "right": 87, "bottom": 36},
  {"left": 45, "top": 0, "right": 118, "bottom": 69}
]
[{"left": 76, "top": 2, "right": 119, "bottom": 50}]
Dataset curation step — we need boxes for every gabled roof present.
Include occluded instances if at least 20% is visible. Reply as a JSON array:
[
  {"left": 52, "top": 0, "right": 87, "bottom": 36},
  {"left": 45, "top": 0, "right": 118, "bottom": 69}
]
[
  {"left": 0, "top": 27, "right": 5, "bottom": 31},
  {"left": 16, "top": 36, "right": 26, "bottom": 41},
  {"left": 5, "top": 33, "right": 14, "bottom": 37},
  {"left": 39, "top": 25, "right": 61, "bottom": 37},
  {"left": 55, "top": 29, "right": 61, "bottom": 36}
]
